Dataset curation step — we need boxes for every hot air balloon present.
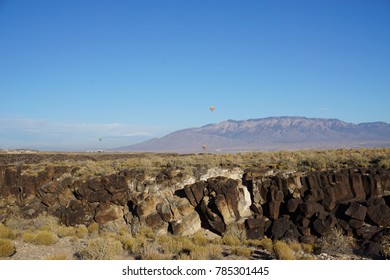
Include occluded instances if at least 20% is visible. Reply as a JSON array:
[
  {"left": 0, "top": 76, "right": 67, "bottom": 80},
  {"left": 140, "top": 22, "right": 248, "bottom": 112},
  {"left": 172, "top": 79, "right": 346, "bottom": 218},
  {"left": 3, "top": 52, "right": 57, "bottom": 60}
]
[
  {"left": 99, "top": 137, "right": 102, "bottom": 142},
  {"left": 202, "top": 144, "right": 207, "bottom": 151},
  {"left": 209, "top": 106, "right": 215, "bottom": 112}
]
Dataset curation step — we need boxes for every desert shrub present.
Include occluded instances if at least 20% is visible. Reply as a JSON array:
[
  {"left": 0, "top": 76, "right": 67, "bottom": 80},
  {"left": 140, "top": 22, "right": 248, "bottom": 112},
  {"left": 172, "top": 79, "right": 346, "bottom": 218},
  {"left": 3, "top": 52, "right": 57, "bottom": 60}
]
[
  {"left": 121, "top": 234, "right": 146, "bottom": 255},
  {"left": 5, "top": 215, "right": 34, "bottom": 231},
  {"left": 158, "top": 235, "right": 195, "bottom": 256},
  {"left": 225, "top": 226, "right": 246, "bottom": 241},
  {"left": 222, "top": 235, "right": 241, "bottom": 247},
  {"left": 75, "top": 225, "right": 88, "bottom": 239},
  {"left": 205, "top": 244, "right": 223, "bottom": 260},
  {"left": 301, "top": 243, "right": 314, "bottom": 254},
  {"left": 256, "top": 237, "right": 274, "bottom": 253},
  {"left": 232, "top": 246, "right": 252, "bottom": 259},
  {"left": 192, "top": 231, "right": 211, "bottom": 246},
  {"left": 317, "top": 228, "right": 355, "bottom": 255},
  {"left": 33, "top": 231, "right": 58, "bottom": 246},
  {"left": 140, "top": 242, "right": 168, "bottom": 260},
  {"left": 33, "top": 214, "right": 60, "bottom": 231},
  {"left": 88, "top": 222, "right": 100, "bottom": 236},
  {"left": 0, "top": 224, "right": 16, "bottom": 239},
  {"left": 189, "top": 246, "right": 208, "bottom": 260},
  {"left": 288, "top": 242, "right": 302, "bottom": 253},
  {"left": 22, "top": 232, "right": 36, "bottom": 243},
  {"left": 381, "top": 235, "right": 390, "bottom": 259},
  {"left": 78, "top": 237, "right": 123, "bottom": 260},
  {"left": 273, "top": 240, "right": 295, "bottom": 260},
  {"left": 138, "top": 227, "right": 156, "bottom": 241},
  {"left": 0, "top": 239, "right": 16, "bottom": 257},
  {"left": 56, "top": 225, "right": 76, "bottom": 238}
]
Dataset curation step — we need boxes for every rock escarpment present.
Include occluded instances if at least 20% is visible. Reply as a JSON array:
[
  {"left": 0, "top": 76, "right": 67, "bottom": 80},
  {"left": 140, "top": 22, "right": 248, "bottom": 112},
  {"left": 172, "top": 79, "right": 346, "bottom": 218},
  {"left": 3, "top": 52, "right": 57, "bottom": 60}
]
[{"left": 0, "top": 165, "right": 389, "bottom": 257}]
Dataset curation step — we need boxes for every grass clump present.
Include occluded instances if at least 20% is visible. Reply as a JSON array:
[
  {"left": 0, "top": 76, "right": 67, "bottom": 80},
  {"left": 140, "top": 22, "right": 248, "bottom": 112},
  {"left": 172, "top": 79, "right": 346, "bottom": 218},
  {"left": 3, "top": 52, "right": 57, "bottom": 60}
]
[
  {"left": 22, "top": 231, "right": 58, "bottom": 246},
  {"left": 222, "top": 235, "right": 241, "bottom": 247},
  {"left": 273, "top": 240, "right": 296, "bottom": 260},
  {"left": 75, "top": 225, "right": 88, "bottom": 239},
  {"left": 46, "top": 253, "right": 68, "bottom": 260},
  {"left": 0, "top": 224, "right": 16, "bottom": 239},
  {"left": 78, "top": 237, "right": 123, "bottom": 260},
  {"left": 0, "top": 239, "right": 16, "bottom": 257},
  {"left": 121, "top": 233, "right": 146, "bottom": 255},
  {"left": 56, "top": 225, "right": 76, "bottom": 238},
  {"left": 33, "top": 231, "right": 59, "bottom": 245},
  {"left": 231, "top": 247, "right": 253, "bottom": 259}
]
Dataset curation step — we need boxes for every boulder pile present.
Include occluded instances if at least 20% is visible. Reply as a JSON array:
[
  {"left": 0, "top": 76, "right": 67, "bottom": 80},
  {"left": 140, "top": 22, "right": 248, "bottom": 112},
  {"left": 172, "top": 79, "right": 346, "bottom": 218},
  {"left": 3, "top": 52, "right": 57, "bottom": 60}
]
[{"left": 1, "top": 165, "right": 389, "bottom": 257}]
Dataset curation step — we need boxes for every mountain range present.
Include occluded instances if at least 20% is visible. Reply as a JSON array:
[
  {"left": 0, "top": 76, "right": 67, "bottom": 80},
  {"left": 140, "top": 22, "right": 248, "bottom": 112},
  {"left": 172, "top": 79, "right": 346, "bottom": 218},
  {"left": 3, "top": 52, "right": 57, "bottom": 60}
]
[{"left": 115, "top": 116, "right": 390, "bottom": 153}]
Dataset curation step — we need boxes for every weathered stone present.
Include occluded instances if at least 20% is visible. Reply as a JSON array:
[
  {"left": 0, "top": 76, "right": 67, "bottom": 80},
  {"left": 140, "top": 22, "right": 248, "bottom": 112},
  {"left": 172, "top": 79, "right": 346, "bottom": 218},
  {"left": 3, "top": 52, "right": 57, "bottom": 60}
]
[
  {"left": 94, "top": 203, "right": 123, "bottom": 224},
  {"left": 198, "top": 196, "right": 226, "bottom": 235},
  {"left": 356, "top": 225, "right": 380, "bottom": 241},
  {"left": 156, "top": 202, "right": 172, "bottom": 222},
  {"left": 300, "top": 201, "right": 324, "bottom": 219},
  {"left": 360, "top": 242, "right": 384, "bottom": 260},
  {"left": 286, "top": 197, "right": 302, "bottom": 213},
  {"left": 350, "top": 173, "right": 366, "bottom": 201},
  {"left": 367, "top": 197, "right": 390, "bottom": 226},
  {"left": 344, "top": 202, "right": 367, "bottom": 221},
  {"left": 135, "top": 196, "right": 157, "bottom": 218},
  {"left": 170, "top": 210, "right": 201, "bottom": 236},
  {"left": 349, "top": 219, "right": 364, "bottom": 229},
  {"left": 270, "top": 216, "right": 293, "bottom": 240},
  {"left": 184, "top": 181, "right": 207, "bottom": 207},
  {"left": 145, "top": 212, "right": 165, "bottom": 228}
]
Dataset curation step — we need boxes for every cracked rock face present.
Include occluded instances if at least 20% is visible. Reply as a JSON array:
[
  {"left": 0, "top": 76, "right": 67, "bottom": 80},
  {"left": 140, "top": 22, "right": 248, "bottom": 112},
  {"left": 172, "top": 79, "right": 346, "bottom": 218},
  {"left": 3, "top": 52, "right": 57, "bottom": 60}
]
[{"left": 1, "top": 165, "right": 390, "bottom": 253}]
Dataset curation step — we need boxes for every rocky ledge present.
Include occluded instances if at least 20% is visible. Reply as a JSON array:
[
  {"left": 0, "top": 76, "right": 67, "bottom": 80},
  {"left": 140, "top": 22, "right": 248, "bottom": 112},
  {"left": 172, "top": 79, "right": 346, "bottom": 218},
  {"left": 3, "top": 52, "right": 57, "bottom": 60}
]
[{"left": 0, "top": 165, "right": 389, "bottom": 259}]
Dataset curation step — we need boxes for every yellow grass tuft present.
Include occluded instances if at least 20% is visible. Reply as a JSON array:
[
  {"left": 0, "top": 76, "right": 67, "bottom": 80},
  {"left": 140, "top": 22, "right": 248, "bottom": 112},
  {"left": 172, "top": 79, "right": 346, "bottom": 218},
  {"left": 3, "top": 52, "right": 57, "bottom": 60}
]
[
  {"left": 273, "top": 240, "right": 296, "bottom": 260},
  {"left": 0, "top": 239, "right": 16, "bottom": 257},
  {"left": 78, "top": 237, "right": 123, "bottom": 260},
  {"left": 0, "top": 224, "right": 16, "bottom": 240},
  {"left": 46, "top": 253, "right": 68, "bottom": 260}
]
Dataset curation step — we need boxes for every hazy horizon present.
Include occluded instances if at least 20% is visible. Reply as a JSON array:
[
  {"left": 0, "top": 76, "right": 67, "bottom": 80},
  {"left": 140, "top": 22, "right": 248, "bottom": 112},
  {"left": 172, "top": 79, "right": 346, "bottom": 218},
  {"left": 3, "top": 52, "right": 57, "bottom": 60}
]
[{"left": 1, "top": 0, "right": 389, "bottom": 151}]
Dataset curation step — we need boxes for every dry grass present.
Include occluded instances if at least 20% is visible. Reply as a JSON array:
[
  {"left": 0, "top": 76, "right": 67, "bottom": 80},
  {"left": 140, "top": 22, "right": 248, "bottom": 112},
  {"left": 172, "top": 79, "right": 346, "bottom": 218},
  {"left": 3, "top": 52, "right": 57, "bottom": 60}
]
[
  {"left": 381, "top": 235, "right": 390, "bottom": 259},
  {"left": 0, "top": 224, "right": 16, "bottom": 240},
  {"left": 273, "top": 240, "right": 296, "bottom": 260},
  {"left": 77, "top": 237, "right": 123, "bottom": 260},
  {"left": 0, "top": 239, "right": 16, "bottom": 257},
  {"left": 222, "top": 235, "right": 241, "bottom": 247},
  {"left": 318, "top": 228, "right": 355, "bottom": 255},
  {"left": 29, "top": 148, "right": 390, "bottom": 179},
  {"left": 33, "top": 231, "right": 59, "bottom": 246},
  {"left": 231, "top": 246, "right": 253, "bottom": 258},
  {"left": 75, "top": 225, "right": 88, "bottom": 239},
  {"left": 46, "top": 253, "right": 68, "bottom": 260}
]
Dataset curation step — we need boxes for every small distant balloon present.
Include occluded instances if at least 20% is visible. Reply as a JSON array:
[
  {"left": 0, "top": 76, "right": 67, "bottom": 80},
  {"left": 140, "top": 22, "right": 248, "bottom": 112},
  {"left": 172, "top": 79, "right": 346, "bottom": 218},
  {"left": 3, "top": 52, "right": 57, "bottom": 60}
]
[
  {"left": 202, "top": 144, "right": 207, "bottom": 151},
  {"left": 209, "top": 106, "right": 215, "bottom": 112},
  {"left": 99, "top": 137, "right": 102, "bottom": 142}
]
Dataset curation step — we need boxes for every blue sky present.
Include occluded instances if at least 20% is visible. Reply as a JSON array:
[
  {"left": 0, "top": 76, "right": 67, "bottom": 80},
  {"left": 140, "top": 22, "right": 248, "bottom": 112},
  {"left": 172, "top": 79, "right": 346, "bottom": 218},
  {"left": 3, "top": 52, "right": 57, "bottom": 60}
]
[{"left": 1, "top": 0, "right": 389, "bottom": 151}]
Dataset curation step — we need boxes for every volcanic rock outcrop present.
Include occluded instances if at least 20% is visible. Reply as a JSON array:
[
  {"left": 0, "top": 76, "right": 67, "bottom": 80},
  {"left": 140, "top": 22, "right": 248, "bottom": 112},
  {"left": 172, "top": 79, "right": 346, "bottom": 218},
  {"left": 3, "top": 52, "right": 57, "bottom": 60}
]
[{"left": 1, "top": 164, "right": 390, "bottom": 257}]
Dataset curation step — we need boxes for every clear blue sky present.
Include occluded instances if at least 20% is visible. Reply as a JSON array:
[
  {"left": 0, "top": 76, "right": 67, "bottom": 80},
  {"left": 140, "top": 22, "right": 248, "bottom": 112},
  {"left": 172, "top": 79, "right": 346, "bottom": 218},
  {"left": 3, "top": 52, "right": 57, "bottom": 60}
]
[{"left": 1, "top": 0, "right": 389, "bottom": 151}]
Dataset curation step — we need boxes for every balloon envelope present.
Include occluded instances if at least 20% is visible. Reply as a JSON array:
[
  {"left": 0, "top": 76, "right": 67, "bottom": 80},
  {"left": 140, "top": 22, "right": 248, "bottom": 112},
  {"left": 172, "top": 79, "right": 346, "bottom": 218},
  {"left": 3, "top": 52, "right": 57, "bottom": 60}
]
[{"left": 210, "top": 106, "right": 215, "bottom": 112}]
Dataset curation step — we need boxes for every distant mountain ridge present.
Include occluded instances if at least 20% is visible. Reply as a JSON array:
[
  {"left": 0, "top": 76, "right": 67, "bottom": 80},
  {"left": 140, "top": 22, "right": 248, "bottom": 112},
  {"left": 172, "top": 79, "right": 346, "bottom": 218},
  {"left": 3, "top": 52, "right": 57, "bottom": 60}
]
[{"left": 115, "top": 116, "right": 390, "bottom": 153}]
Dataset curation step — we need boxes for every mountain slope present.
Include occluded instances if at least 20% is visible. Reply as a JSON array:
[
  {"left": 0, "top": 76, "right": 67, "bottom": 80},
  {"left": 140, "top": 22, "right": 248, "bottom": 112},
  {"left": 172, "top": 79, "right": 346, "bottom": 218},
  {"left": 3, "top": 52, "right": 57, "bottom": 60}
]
[{"left": 116, "top": 117, "right": 390, "bottom": 153}]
